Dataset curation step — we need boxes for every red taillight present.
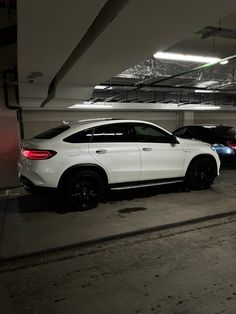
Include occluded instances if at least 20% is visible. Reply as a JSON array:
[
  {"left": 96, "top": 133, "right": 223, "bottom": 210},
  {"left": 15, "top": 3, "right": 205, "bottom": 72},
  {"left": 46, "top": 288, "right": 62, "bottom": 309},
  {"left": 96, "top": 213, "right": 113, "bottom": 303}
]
[
  {"left": 22, "top": 149, "right": 57, "bottom": 160},
  {"left": 226, "top": 141, "right": 236, "bottom": 149}
]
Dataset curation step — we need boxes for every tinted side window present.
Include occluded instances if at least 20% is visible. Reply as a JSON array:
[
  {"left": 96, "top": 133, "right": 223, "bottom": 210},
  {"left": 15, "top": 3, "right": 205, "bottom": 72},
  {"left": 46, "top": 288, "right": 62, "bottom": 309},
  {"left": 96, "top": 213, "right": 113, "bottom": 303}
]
[
  {"left": 63, "top": 128, "right": 93, "bottom": 143},
  {"left": 34, "top": 125, "right": 70, "bottom": 139},
  {"left": 134, "top": 123, "right": 171, "bottom": 143},
  {"left": 184, "top": 127, "right": 201, "bottom": 139},
  {"left": 92, "top": 123, "right": 134, "bottom": 142},
  {"left": 191, "top": 126, "right": 216, "bottom": 143}
]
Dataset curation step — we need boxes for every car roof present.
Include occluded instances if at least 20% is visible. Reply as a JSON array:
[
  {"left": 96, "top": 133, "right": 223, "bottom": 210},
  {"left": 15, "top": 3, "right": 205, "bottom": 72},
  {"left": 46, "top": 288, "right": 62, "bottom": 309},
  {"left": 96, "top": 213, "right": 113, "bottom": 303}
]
[
  {"left": 32, "top": 119, "right": 172, "bottom": 141},
  {"left": 59, "top": 118, "right": 172, "bottom": 137},
  {"left": 65, "top": 118, "right": 166, "bottom": 129}
]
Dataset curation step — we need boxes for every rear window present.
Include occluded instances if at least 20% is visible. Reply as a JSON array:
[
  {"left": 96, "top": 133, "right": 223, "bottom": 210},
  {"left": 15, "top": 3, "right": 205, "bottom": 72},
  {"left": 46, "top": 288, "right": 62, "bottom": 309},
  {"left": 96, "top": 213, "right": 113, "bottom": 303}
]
[
  {"left": 34, "top": 125, "right": 70, "bottom": 139},
  {"left": 203, "top": 126, "right": 236, "bottom": 138}
]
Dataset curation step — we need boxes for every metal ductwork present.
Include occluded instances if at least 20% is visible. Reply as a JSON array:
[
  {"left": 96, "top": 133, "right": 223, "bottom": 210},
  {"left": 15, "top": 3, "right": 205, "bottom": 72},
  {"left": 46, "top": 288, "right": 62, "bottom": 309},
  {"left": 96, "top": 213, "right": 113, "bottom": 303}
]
[{"left": 90, "top": 54, "right": 236, "bottom": 106}]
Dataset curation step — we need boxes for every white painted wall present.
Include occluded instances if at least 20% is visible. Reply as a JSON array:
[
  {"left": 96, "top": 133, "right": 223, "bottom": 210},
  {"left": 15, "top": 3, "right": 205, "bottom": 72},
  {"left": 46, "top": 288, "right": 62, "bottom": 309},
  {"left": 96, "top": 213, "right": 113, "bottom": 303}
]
[
  {"left": 17, "top": 109, "right": 236, "bottom": 142},
  {"left": 194, "top": 112, "right": 236, "bottom": 126},
  {"left": 24, "top": 109, "right": 236, "bottom": 139},
  {"left": 22, "top": 110, "right": 178, "bottom": 138},
  {"left": 183, "top": 111, "right": 194, "bottom": 126}
]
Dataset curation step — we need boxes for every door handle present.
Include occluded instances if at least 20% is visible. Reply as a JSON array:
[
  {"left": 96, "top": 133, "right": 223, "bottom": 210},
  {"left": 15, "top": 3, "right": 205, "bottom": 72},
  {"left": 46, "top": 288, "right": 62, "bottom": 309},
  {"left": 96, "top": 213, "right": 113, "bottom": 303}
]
[
  {"left": 96, "top": 149, "right": 107, "bottom": 154},
  {"left": 142, "top": 147, "right": 152, "bottom": 151}
]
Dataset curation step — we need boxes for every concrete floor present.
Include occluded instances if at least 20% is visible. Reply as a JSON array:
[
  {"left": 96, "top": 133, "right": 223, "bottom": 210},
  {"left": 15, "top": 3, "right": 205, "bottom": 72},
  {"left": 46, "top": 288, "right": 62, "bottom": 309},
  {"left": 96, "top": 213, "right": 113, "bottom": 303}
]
[
  {"left": 0, "top": 215, "right": 236, "bottom": 313},
  {"left": 1, "top": 168, "right": 236, "bottom": 313},
  {"left": 1, "top": 169, "right": 236, "bottom": 258}
]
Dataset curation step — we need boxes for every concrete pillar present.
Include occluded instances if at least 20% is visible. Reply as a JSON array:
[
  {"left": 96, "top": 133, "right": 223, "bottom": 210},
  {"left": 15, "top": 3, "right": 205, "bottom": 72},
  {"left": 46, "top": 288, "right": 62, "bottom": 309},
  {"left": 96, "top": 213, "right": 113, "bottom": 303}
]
[
  {"left": 183, "top": 111, "right": 194, "bottom": 126},
  {"left": 176, "top": 111, "right": 184, "bottom": 128},
  {"left": 0, "top": 87, "right": 21, "bottom": 189}
]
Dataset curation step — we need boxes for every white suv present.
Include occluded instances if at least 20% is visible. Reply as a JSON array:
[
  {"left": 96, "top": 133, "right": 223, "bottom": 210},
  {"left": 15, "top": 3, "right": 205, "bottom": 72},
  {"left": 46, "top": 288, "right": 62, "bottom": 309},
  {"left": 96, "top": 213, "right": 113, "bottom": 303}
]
[{"left": 18, "top": 119, "right": 220, "bottom": 210}]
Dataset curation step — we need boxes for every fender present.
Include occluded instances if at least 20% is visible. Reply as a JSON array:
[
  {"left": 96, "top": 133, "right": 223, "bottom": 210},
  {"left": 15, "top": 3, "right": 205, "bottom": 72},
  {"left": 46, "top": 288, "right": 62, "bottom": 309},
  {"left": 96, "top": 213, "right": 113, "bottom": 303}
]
[{"left": 58, "top": 163, "right": 109, "bottom": 189}]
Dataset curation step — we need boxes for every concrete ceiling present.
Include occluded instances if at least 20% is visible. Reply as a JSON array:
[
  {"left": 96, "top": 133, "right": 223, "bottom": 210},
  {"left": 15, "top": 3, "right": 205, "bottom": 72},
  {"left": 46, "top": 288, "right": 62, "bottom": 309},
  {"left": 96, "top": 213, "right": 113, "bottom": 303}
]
[
  {"left": 171, "top": 11, "right": 236, "bottom": 57},
  {"left": 15, "top": 0, "right": 236, "bottom": 109}
]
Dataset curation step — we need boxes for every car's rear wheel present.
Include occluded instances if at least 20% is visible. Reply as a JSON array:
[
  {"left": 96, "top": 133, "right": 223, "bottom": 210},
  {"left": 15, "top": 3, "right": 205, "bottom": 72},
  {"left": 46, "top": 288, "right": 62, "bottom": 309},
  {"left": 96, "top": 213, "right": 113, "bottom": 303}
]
[
  {"left": 186, "top": 157, "right": 216, "bottom": 190},
  {"left": 65, "top": 170, "right": 105, "bottom": 210}
]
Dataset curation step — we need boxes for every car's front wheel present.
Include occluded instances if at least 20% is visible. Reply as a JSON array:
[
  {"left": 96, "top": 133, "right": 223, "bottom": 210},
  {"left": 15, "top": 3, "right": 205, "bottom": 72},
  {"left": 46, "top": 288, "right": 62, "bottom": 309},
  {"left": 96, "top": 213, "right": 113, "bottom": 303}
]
[
  {"left": 186, "top": 157, "right": 217, "bottom": 190},
  {"left": 65, "top": 170, "right": 105, "bottom": 210}
]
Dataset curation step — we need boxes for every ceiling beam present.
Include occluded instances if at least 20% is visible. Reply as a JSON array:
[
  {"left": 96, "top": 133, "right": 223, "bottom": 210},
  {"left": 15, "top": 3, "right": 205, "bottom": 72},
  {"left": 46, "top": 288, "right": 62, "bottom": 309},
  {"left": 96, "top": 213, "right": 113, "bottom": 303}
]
[{"left": 41, "top": 0, "right": 131, "bottom": 108}]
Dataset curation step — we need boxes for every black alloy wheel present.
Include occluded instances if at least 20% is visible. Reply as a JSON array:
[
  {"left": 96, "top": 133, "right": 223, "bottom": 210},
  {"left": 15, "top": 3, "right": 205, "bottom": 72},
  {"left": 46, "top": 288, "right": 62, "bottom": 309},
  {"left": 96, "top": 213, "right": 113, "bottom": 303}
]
[
  {"left": 65, "top": 170, "right": 105, "bottom": 210},
  {"left": 186, "top": 157, "right": 216, "bottom": 190}
]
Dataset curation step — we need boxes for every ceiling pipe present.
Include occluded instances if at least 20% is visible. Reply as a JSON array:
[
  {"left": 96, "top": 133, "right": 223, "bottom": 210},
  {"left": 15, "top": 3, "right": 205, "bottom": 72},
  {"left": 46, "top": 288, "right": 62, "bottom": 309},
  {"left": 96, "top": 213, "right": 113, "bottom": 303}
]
[
  {"left": 92, "top": 86, "right": 236, "bottom": 105},
  {"left": 104, "top": 93, "right": 124, "bottom": 102},
  {"left": 41, "top": 0, "right": 131, "bottom": 108},
  {"left": 101, "top": 83, "right": 236, "bottom": 94}
]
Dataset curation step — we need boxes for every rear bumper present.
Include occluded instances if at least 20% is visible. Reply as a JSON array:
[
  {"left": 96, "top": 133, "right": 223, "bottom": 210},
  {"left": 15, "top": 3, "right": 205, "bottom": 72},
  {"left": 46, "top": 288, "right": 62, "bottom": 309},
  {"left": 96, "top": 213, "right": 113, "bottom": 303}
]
[
  {"left": 20, "top": 175, "right": 35, "bottom": 189},
  {"left": 20, "top": 175, "right": 57, "bottom": 193},
  {"left": 17, "top": 158, "right": 63, "bottom": 188}
]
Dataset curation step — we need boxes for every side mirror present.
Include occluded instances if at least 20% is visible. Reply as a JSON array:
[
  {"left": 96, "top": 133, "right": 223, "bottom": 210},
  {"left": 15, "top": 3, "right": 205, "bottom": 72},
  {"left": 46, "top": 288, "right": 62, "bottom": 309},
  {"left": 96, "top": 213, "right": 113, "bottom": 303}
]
[{"left": 169, "top": 134, "right": 179, "bottom": 144}]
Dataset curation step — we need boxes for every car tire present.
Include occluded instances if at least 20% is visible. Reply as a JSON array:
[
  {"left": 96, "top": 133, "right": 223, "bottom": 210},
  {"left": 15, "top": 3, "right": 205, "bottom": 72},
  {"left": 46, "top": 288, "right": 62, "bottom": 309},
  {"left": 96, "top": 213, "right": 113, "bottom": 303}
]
[
  {"left": 186, "top": 157, "right": 216, "bottom": 190},
  {"left": 64, "top": 170, "right": 105, "bottom": 210}
]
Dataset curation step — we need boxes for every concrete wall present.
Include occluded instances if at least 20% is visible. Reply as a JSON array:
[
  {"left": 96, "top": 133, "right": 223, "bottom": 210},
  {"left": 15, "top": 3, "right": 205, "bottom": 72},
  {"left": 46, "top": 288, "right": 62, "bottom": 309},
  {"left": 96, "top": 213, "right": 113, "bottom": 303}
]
[
  {"left": 194, "top": 112, "right": 236, "bottom": 126},
  {"left": 23, "top": 109, "right": 236, "bottom": 140},
  {"left": 22, "top": 110, "right": 178, "bottom": 138}
]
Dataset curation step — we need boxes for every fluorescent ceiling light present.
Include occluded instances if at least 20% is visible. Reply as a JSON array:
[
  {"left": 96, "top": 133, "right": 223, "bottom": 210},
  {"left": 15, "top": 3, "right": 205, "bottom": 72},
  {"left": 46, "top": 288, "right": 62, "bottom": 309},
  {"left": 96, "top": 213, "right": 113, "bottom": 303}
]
[
  {"left": 220, "top": 60, "right": 228, "bottom": 65},
  {"left": 179, "top": 104, "right": 221, "bottom": 110},
  {"left": 195, "top": 89, "right": 219, "bottom": 93},
  {"left": 94, "top": 85, "right": 108, "bottom": 89},
  {"left": 153, "top": 52, "right": 220, "bottom": 63},
  {"left": 193, "top": 105, "right": 221, "bottom": 110},
  {"left": 195, "top": 81, "right": 218, "bottom": 88},
  {"left": 69, "top": 103, "right": 112, "bottom": 109}
]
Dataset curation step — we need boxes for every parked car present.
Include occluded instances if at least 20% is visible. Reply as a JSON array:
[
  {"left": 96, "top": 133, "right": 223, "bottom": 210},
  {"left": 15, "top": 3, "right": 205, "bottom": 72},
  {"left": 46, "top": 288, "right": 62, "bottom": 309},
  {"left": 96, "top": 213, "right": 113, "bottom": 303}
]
[
  {"left": 173, "top": 125, "right": 236, "bottom": 162},
  {"left": 18, "top": 119, "right": 220, "bottom": 210}
]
